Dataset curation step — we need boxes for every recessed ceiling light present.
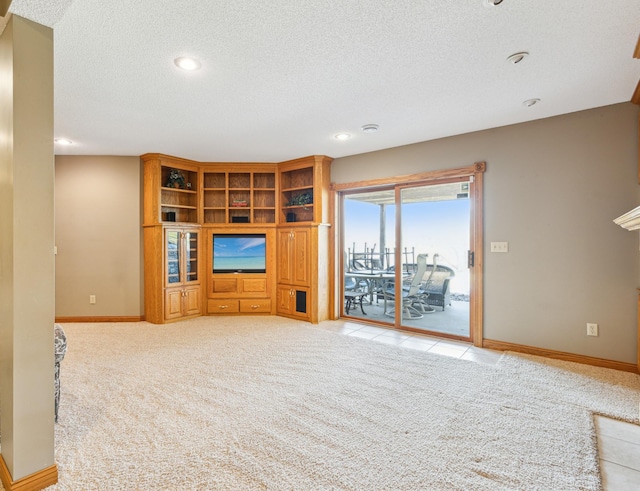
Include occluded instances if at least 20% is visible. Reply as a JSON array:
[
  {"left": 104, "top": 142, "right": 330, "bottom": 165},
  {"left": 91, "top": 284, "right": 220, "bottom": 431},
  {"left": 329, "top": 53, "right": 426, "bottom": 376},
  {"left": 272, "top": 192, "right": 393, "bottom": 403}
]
[
  {"left": 174, "top": 57, "right": 201, "bottom": 71},
  {"left": 506, "top": 52, "right": 529, "bottom": 64},
  {"left": 483, "top": 0, "right": 504, "bottom": 6},
  {"left": 522, "top": 98, "right": 540, "bottom": 107},
  {"left": 361, "top": 124, "right": 379, "bottom": 133},
  {"left": 54, "top": 138, "right": 73, "bottom": 145},
  {"left": 334, "top": 133, "right": 352, "bottom": 141}
]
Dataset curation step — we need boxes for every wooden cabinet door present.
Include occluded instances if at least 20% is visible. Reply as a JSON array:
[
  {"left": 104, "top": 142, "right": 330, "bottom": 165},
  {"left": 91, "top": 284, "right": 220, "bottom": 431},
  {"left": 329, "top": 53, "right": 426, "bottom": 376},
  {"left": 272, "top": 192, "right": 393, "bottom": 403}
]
[
  {"left": 184, "top": 286, "right": 201, "bottom": 316},
  {"left": 165, "top": 286, "right": 200, "bottom": 320},
  {"left": 165, "top": 288, "right": 184, "bottom": 320},
  {"left": 277, "top": 229, "right": 294, "bottom": 284},
  {"left": 277, "top": 228, "right": 311, "bottom": 287},
  {"left": 183, "top": 230, "right": 199, "bottom": 285},
  {"left": 165, "top": 229, "right": 182, "bottom": 287},
  {"left": 276, "top": 285, "right": 310, "bottom": 320},
  {"left": 164, "top": 227, "right": 201, "bottom": 321},
  {"left": 290, "top": 228, "right": 310, "bottom": 286},
  {"left": 276, "top": 285, "right": 294, "bottom": 315}
]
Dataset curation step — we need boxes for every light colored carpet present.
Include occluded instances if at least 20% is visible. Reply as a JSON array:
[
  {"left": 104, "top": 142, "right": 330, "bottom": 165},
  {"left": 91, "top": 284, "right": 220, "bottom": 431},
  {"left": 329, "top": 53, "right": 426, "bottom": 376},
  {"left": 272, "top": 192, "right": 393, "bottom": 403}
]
[{"left": 11, "top": 316, "right": 640, "bottom": 490}]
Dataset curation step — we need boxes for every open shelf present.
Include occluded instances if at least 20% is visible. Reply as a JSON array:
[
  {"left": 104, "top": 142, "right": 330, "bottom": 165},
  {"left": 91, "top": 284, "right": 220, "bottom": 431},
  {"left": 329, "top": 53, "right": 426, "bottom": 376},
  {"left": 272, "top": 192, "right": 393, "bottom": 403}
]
[
  {"left": 160, "top": 166, "right": 199, "bottom": 224},
  {"left": 203, "top": 168, "right": 276, "bottom": 224},
  {"left": 279, "top": 163, "right": 317, "bottom": 224}
]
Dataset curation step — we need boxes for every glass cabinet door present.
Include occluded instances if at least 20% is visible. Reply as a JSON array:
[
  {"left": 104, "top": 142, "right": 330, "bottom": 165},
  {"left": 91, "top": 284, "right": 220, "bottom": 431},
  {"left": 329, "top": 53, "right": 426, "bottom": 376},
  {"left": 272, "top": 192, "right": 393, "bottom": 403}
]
[
  {"left": 185, "top": 231, "right": 198, "bottom": 283},
  {"left": 166, "top": 230, "right": 181, "bottom": 285}
]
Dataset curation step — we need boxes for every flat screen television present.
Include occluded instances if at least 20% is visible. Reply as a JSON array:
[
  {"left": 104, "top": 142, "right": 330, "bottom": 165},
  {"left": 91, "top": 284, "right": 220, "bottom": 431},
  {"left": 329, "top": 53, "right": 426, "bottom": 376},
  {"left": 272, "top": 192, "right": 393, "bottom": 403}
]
[{"left": 212, "top": 234, "right": 266, "bottom": 273}]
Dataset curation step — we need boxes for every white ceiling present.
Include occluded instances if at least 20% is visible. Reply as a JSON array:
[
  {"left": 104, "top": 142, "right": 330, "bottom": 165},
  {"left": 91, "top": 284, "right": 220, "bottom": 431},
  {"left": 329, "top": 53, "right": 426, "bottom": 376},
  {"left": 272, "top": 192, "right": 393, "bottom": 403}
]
[{"left": 7, "top": 0, "right": 640, "bottom": 162}]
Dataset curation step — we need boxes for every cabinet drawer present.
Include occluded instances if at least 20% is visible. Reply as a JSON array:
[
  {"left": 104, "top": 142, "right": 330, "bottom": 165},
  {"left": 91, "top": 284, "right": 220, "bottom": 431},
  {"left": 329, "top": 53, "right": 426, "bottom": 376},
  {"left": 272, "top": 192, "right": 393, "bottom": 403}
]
[
  {"left": 208, "top": 299, "right": 239, "bottom": 313},
  {"left": 240, "top": 299, "right": 272, "bottom": 313}
]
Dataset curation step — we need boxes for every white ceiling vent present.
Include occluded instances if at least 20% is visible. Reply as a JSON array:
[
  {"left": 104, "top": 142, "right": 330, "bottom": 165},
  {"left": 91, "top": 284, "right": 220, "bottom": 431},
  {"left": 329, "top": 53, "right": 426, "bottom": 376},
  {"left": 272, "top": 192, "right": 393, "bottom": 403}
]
[{"left": 506, "top": 52, "right": 529, "bottom": 65}]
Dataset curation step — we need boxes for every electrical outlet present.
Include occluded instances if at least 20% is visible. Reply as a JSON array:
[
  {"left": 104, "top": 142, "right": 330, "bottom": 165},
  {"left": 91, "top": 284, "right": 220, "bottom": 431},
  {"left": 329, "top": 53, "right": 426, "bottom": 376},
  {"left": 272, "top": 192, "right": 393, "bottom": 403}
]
[
  {"left": 89, "top": 295, "right": 96, "bottom": 304},
  {"left": 586, "top": 323, "right": 598, "bottom": 336}
]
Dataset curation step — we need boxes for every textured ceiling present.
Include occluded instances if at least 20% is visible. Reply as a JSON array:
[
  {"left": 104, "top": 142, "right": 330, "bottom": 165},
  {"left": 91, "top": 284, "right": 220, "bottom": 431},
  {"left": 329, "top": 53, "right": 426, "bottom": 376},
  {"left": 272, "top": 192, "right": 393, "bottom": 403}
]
[
  {"left": 7, "top": 0, "right": 72, "bottom": 27},
  {"left": 9, "top": 0, "right": 640, "bottom": 162}
]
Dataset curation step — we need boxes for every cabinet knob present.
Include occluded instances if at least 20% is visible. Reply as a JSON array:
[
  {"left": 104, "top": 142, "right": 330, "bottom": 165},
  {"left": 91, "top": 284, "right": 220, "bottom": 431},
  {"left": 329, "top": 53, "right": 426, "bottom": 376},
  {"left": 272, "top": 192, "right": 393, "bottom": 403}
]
[
  {"left": 219, "top": 305, "right": 228, "bottom": 309},
  {"left": 250, "top": 304, "right": 260, "bottom": 309}
]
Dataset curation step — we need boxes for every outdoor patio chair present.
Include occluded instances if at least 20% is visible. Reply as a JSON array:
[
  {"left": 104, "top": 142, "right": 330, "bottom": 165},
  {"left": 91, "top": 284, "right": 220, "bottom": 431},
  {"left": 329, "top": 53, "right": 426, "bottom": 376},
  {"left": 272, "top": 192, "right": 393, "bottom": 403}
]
[
  {"left": 421, "top": 264, "right": 454, "bottom": 310},
  {"left": 411, "top": 254, "right": 440, "bottom": 314},
  {"left": 383, "top": 253, "right": 429, "bottom": 319},
  {"left": 344, "top": 276, "right": 368, "bottom": 315}
]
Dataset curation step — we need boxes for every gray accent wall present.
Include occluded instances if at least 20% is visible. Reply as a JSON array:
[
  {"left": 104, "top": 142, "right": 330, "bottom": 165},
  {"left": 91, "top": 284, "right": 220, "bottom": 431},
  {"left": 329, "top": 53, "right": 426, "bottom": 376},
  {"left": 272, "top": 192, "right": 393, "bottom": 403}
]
[{"left": 331, "top": 103, "right": 640, "bottom": 364}]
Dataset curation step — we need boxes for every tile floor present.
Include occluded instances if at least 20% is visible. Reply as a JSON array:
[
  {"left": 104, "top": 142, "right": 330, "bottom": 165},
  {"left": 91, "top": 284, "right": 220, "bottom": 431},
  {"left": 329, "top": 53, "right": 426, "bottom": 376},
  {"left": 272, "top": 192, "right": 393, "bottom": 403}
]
[
  {"left": 317, "top": 320, "right": 503, "bottom": 365},
  {"left": 596, "top": 415, "right": 640, "bottom": 489},
  {"left": 317, "top": 320, "right": 640, "bottom": 491}
]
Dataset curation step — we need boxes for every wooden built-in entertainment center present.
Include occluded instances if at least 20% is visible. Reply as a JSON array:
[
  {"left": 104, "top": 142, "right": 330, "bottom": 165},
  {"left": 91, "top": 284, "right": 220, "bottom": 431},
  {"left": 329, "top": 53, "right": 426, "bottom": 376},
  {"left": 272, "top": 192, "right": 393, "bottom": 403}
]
[{"left": 142, "top": 153, "right": 332, "bottom": 324}]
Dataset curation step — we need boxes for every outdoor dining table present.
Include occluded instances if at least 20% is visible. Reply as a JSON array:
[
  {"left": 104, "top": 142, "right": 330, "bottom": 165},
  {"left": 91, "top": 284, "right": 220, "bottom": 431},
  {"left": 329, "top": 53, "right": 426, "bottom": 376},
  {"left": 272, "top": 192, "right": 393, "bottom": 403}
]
[{"left": 344, "top": 271, "right": 399, "bottom": 315}]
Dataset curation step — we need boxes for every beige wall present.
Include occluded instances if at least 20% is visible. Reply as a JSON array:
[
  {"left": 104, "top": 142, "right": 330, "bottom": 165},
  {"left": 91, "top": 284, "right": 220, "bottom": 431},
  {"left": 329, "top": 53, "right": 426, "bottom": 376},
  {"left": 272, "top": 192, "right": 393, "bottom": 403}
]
[
  {"left": 332, "top": 103, "right": 640, "bottom": 364},
  {"left": 55, "top": 155, "right": 143, "bottom": 317}
]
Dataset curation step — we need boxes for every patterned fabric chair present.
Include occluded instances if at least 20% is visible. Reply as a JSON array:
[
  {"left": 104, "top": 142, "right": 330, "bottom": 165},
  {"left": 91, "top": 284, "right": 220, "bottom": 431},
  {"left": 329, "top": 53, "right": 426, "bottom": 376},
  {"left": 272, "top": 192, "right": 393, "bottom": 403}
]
[{"left": 54, "top": 323, "right": 67, "bottom": 423}]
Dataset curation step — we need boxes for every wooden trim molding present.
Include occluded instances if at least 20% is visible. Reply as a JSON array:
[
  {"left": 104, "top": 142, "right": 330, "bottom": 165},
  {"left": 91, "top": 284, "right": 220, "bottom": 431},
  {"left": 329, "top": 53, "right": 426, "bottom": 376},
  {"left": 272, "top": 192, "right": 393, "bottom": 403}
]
[
  {"left": 139, "top": 152, "right": 200, "bottom": 166},
  {"left": 632, "top": 35, "right": 640, "bottom": 104},
  {"left": 54, "top": 316, "right": 144, "bottom": 323},
  {"left": 470, "top": 168, "right": 484, "bottom": 346},
  {"left": 330, "top": 162, "right": 485, "bottom": 192},
  {"left": 328, "top": 186, "right": 337, "bottom": 320},
  {"left": 482, "top": 339, "right": 639, "bottom": 374},
  {"left": 632, "top": 79, "right": 640, "bottom": 105},
  {"left": 0, "top": 457, "right": 57, "bottom": 491}
]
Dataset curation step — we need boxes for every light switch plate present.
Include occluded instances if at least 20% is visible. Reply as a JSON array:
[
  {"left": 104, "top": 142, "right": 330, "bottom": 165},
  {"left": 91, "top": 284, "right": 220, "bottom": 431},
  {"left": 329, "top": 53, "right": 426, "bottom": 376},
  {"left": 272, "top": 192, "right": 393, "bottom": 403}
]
[{"left": 490, "top": 241, "right": 509, "bottom": 253}]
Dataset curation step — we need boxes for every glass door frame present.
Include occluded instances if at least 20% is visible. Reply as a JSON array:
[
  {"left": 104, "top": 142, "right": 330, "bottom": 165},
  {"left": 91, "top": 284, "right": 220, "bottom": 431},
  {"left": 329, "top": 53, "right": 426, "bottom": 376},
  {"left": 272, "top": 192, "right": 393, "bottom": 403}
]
[{"left": 331, "top": 162, "right": 485, "bottom": 346}]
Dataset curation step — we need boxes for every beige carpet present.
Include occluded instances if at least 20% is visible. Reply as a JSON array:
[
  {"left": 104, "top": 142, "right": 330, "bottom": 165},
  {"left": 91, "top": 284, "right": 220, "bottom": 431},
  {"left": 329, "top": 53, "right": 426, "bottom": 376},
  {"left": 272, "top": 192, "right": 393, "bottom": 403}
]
[{"left": 10, "top": 316, "right": 640, "bottom": 490}]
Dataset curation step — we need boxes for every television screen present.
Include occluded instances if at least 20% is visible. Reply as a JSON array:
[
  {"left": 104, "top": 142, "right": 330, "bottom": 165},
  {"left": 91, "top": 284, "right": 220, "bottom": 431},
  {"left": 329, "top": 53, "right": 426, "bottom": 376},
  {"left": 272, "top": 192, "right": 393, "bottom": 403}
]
[{"left": 212, "top": 234, "right": 266, "bottom": 273}]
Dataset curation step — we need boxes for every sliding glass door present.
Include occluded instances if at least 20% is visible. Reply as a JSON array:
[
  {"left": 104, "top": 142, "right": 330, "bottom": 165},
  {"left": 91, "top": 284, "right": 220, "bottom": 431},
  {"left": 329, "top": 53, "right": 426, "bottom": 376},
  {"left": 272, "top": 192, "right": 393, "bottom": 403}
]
[
  {"left": 398, "top": 182, "right": 470, "bottom": 336},
  {"left": 343, "top": 188, "right": 396, "bottom": 319},
  {"left": 341, "top": 178, "right": 474, "bottom": 340}
]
